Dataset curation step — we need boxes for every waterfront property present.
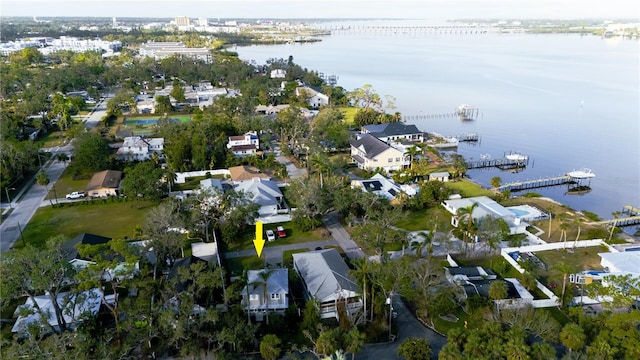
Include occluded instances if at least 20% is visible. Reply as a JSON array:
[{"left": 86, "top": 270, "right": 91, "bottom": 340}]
[
  {"left": 350, "top": 133, "right": 409, "bottom": 174},
  {"left": 351, "top": 173, "right": 417, "bottom": 204},
  {"left": 292, "top": 249, "right": 362, "bottom": 320},
  {"left": 361, "top": 121, "right": 425, "bottom": 144},
  {"left": 442, "top": 196, "right": 529, "bottom": 235}
]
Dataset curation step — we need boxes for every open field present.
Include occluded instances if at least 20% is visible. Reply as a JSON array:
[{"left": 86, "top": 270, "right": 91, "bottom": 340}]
[{"left": 17, "top": 200, "right": 158, "bottom": 248}]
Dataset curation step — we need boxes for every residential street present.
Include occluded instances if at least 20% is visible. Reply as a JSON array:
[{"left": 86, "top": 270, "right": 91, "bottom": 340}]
[{"left": 0, "top": 99, "right": 109, "bottom": 253}]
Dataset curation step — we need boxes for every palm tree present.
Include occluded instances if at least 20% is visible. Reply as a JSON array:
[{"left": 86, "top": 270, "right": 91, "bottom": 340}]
[
  {"left": 573, "top": 216, "right": 585, "bottom": 247},
  {"left": 56, "top": 153, "right": 69, "bottom": 164},
  {"left": 608, "top": 211, "right": 621, "bottom": 242},
  {"left": 36, "top": 171, "right": 53, "bottom": 206},
  {"left": 457, "top": 203, "right": 479, "bottom": 251},
  {"left": 346, "top": 328, "right": 366, "bottom": 360},
  {"left": 555, "top": 212, "right": 569, "bottom": 244},
  {"left": 490, "top": 176, "right": 502, "bottom": 189},
  {"left": 552, "top": 261, "right": 576, "bottom": 307},
  {"left": 350, "top": 258, "right": 371, "bottom": 322},
  {"left": 242, "top": 270, "right": 252, "bottom": 325},
  {"left": 251, "top": 269, "right": 275, "bottom": 325}
]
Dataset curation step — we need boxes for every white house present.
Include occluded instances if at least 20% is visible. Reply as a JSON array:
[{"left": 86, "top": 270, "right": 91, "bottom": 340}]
[
  {"left": 350, "top": 133, "right": 409, "bottom": 174},
  {"left": 116, "top": 136, "right": 164, "bottom": 162},
  {"left": 292, "top": 249, "right": 363, "bottom": 320},
  {"left": 241, "top": 268, "right": 289, "bottom": 321},
  {"left": 12, "top": 288, "right": 116, "bottom": 336},
  {"left": 442, "top": 196, "right": 528, "bottom": 235},
  {"left": 235, "top": 178, "right": 285, "bottom": 217},
  {"left": 227, "top": 131, "right": 259, "bottom": 157},
  {"left": 296, "top": 86, "right": 329, "bottom": 109},
  {"left": 351, "top": 173, "right": 417, "bottom": 203},
  {"left": 270, "top": 69, "right": 286, "bottom": 78}
]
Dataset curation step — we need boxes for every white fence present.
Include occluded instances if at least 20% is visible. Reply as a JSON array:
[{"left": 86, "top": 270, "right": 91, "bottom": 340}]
[{"left": 175, "top": 170, "right": 230, "bottom": 184}]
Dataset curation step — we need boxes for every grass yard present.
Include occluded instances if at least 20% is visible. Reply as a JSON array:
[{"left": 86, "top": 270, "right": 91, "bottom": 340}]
[
  {"left": 173, "top": 174, "right": 227, "bottom": 191},
  {"left": 224, "top": 256, "right": 267, "bottom": 276},
  {"left": 395, "top": 207, "right": 452, "bottom": 232},
  {"left": 46, "top": 166, "right": 90, "bottom": 200},
  {"left": 37, "top": 130, "right": 70, "bottom": 148},
  {"left": 445, "top": 179, "right": 495, "bottom": 198},
  {"left": 17, "top": 200, "right": 159, "bottom": 248},
  {"left": 282, "top": 248, "right": 311, "bottom": 268},
  {"left": 223, "top": 223, "right": 329, "bottom": 252},
  {"left": 534, "top": 247, "right": 606, "bottom": 279}
]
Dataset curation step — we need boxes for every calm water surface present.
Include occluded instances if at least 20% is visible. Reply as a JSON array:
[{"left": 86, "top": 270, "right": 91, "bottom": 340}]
[{"left": 235, "top": 20, "right": 640, "bottom": 223}]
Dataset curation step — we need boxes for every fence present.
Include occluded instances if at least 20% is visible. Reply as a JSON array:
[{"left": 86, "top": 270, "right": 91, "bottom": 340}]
[{"left": 175, "top": 169, "right": 231, "bottom": 184}]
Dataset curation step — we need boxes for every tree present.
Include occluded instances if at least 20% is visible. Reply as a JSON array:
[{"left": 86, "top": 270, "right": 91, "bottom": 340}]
[
  {"left": 560, "top": 323, "right": 586, "bottom": 353},
  {"left": 56, "top": 152, "right": 69, "bottom": 164},
  {"left": 491, "top": 176, "right": 502, "bottom": 189},
  {"left": 398, "top": 337, "right": 432, "bottom": 360},
  {"left": 608, "top": 211, "right": 621, "bottom": 242},
  {"left": 260, "top": 334, "right": 282, "bottom": 360},
  {"left": 0, "top": 236, "right": 76, "bottom": 336},
  {"left": 155, "top": 95, "right": 173, "bottom": 115},
  {"left": 489, "top": 280, "right": 508, "bottom": 304},
  {"left": 36, "top": 170, "right": 52, "bottom": 205},
  {"left": 120, "top": 161, "right": 166, "bottom": 199},
  {"left": 350, "top": 258, "right": 372, "bottom": 322},
  {"left": 251, "top": 269, "right": 275, "bottom": 325},
  {"left": 345, "top": 328, "right": 365, "bottom": 360},
  {"left": 552, "top": 261, "right": 577, "bottom": 307},
  {"left": 69, "top": 132, "right": 113, "bottom": 176},
  {"left": 170, "top": 80, "right": 186, "bottom": 103}
]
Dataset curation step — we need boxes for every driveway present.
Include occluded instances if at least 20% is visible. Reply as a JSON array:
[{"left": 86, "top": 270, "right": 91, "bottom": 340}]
[
  {"left": 355, "top": 293, "right": 447, "bottom": 360},
  {"left": 273, "top": 148, "right": 306, "bottom": 179},
  {"left": 322, "top": 211, "right": 366, "bottom": 260}
]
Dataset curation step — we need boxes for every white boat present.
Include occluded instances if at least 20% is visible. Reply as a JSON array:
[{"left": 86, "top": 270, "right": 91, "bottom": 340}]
[
  {"left": 505, "top": 152, "right": 528, "bottom": 162},
  {"left": 431, "top": 137, "right": 459, "bottom": 148},
  {"left": 567, "top": 168, "right": 596, "bottom": 179}
]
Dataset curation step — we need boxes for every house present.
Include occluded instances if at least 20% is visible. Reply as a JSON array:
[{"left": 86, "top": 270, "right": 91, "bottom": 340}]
[
  {"left": 598, "top": 252, "right": 640, "bottom": 278},
  {"left": 445, "top": 266, "right": 533, "bottom": 309},
  {"left": 351, "top": 173, "right": 417, "bottom": 203},
  {"left": 191, "top": 242, "right": 220, "bottom": 266},
  {"left": 441, "top": 196, "right": 528, "bottom": 235},
  {"left": 135, "top": 94, "right": 156, "bottom": 114},
  {"left": 227, "top": 131, "right": 260, "bottom": 157},
  {"left": 429, "top": 171, "right": 450, "bottom": 182},
  {"left": 292, "top": 249, "right": 363, "bottom": 320},
  {"left": 270, "top": 69, "right": 286, "bottom": 78},
  {"left": 199, "top": 178, "right": 233, "bottom": 193},
  {"left": 62, "top": 233, "right": 139, "bottom": 281},
  {"left": 241, "top": 268, "right": 289, "bottom": 321},
  {"left": 86, "top": 170, "right": 122, "bottom": 198},
  {"left": 62, "top": 232, "right": 112, "bottom": 263},
  {"left": 296, "top": 86, "right": 329, "bottom": 109},
  {"left": 116, "top": 136, "right": 164, "bottom": 162},
  {"left": 235, "top": 178, "right": 285, "bottom": 217},
  {"left": 361, "top": 122, "right": 424, "bottom": 144},
  {"left": 228, "top": 165, "right": 270, "bottom": 183},
  {"left": 350, "top": 133, "right": 409, "bottom": 174},
  {"left": 12, "top": 288, "right": 116, "bottom": 336}
]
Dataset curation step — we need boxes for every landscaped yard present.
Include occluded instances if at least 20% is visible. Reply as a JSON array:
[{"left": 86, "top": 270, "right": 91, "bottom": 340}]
[
  {"left": 395, "top": 207, "right": 452, "bottom": 232},
  {"left": 17, "top": 200, "right": 159, "bottom": 248},
  {"left": 445, "top": 179, "right": 495, "bottom": 198},
  {"left": 46, "top": 165, "right": 89, "bottom": 200},
  {"left": 224, "top": 256, "right": 267, "bottom": 276}
]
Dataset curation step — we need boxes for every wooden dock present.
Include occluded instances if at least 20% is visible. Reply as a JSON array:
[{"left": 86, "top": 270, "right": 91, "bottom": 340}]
[
  {"left": 466, "top": 157, "right": 529, "bottom": 170},
  {"left": 622, "top": 205, "right": 640, "bottom": 216},
  {"left": 497, "top": 175, "right": 575, "bottom": 192},
  {"left": 593, "top": 215, "right": 640, "bottom": 227}
]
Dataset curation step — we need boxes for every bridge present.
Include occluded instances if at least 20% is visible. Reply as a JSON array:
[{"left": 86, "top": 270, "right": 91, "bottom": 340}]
[{"left": 316, "top": 25, "right": 497, "bottom": 36}]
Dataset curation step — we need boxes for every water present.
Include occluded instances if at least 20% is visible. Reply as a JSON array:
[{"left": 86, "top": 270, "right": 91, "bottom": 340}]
[{"left": 234, "top": 20, "right": 640, "bottom": 223}]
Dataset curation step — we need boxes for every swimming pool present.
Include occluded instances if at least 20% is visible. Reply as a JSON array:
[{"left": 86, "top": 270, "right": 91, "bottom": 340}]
[
  {"left": 507, "top": 205, "right": 547, "bottom": 221},
  {"left": 509, "top": 208, "right": 529, "bottom": 217}
]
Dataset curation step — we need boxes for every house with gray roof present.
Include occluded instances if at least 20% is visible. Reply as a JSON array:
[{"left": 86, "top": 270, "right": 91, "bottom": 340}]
[
  {"left": 442, "top": 196, "right": 528, "bottom": 235},
  {"left": 235, "top": 178, "right": 285, "bottom": 217},
  {"left": 361, "top": 122, "right": 425, "bottom": 144},
  {"left": 350, "top": 133, "right": 408, "bottom": 174},
  {"left": 241, "top": 268, "right": 289, "bottom": 321},
  {"left": 292, "top": 249, "right": 362, "bottom": 320}
]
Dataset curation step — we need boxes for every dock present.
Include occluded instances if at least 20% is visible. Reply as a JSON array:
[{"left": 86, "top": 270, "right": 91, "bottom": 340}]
[
  {"left": 497, "top": 175, "right": 575, "bottom": 192},
  {"left": 466, "top": 156, "right": 529, "bottom": 170},
  {"left": 455, "top": 133, "right": 479, "bottom": 142},
  {"left": 592, "top": 215, "right": 640, "bottom": 227},
  {"left": 456, "top": 104, "right": 479, "bottom": 121}
]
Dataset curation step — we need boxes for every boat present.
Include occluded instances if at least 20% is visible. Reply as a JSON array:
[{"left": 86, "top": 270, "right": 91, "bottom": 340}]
[
  {"left": 455, "top": 104, "right": 478, "bottom": 121},
  {"left": 567, "top": 168, "right": 596, "bottom": 179},
  {"left": 505, "top": 152, "right": 528, "bottom": 162},
  {"left": 431, "top": 137, "right": 459, "bottom": 149}
]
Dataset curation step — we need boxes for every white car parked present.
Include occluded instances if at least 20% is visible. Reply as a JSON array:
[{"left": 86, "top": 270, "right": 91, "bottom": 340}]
[
  {"left": 65, "top": 191, "right": 85, "bottom": 200},
  {"left": 266, "top": 229, "right": 276, "bottom": 242}
]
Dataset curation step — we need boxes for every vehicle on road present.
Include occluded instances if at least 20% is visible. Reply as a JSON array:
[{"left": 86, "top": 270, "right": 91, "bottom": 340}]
[
  {"left": 276, "top": 226, "right": 287, "bottom": 238},
  {"left": 266, "top": 229, "right": 276, "bottom": 242},
  {"left": 65, "top": 191, "right": 85, "bottom": 200}
]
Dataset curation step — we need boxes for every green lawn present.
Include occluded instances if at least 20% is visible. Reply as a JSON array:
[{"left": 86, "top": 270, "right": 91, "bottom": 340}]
[
  {"left": 395, "top": 207, "right": 452, "bottom": 232},
  {"left": 224, "top": 223, "right": 329, "bottom": 252},
  {"left": 46, "top": 165, "right": 89, "bottom": 200},
  {"left": 173, "top": 174, "right": 227, "bottom": 191},
  {"left": 37, "top": 130, "right": 70, "bottom": 148},
  {"left": 445, "top": 179, "right": 495, "bottom": 198},
  {"left": 224, "top": 256, "right": 267, "bottom": 276},
  {"left": 17, "top": 200, "right": 159, "bottom": 248}
]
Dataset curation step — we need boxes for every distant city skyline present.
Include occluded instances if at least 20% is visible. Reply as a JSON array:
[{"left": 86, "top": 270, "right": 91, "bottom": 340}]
[{"left": 1, "top": 0, "right": 638, "bottom": 20}]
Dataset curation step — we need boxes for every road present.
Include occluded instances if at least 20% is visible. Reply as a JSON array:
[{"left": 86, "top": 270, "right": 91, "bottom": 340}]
[{"left": 0, "top": 99, "right": 110, "bottom": 253}]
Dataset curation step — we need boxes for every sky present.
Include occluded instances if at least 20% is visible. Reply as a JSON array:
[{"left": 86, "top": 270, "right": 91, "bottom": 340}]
[{"left": 1, "top": 0, "right": 639, "bottom": 20}]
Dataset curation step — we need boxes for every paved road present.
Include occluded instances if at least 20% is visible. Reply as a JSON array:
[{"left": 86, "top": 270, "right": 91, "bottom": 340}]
[
  {"left": 0, "top": 99, "right": 109, "bottom": 253},
  {"left": 354, "top": 293, "right": 447, "bottom": 360},
  {"left": 223, "top": 238, "right": 339, "bottom": 266}
]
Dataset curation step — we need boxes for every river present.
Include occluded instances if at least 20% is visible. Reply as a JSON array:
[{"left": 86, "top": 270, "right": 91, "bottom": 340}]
[{"left": 234, "top": 19, "right": 640, "bottom": 226}]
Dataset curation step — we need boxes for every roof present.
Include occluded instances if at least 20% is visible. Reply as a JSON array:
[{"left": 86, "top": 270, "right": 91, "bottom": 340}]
[
  {"left": 200, "top": 178, "right": 224, "bottom": 192},
  {"left": 191, "top": 242, "right": 219, "bottom": 264},
  {"left": 430, "top": 171, "right": 450, "bottom": 178},
  {"left": 12, "top": 288, "right": 115, "bottom": 334},
  {"left": 292, "top": 249, "right": 360, "bottom": 303},
  {"left": 444, "top": 196, "right": 515, "bottom": 220},
  {"left": 351, "top": 133, "right": 393, "bottom": 159},
  {"left": 243, "top": 268, "right": 289, "bottom": 297},
  {"left": 364, "top": 122, "right": 422, "bottom": 137},
  {"left": 599, "top": 252, "right": 640, "bottom": 274},
  {"left": 467, "top": 279, "right": 522, "bottom": 299},
  {"left": 86, "top": 170, "right": 122, "bottom": 191},
  {"left": 235, "top": 178, "right": 283, "bottom": 206},
  {"left": 228, "top": 165, "right": 270, "bottom": 182},
  {"left": 62, "top": 233, "right": 112, "bottom": 261}
]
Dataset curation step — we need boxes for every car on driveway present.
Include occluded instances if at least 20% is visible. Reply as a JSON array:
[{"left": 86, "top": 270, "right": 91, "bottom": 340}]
[
  {"left": 276, "top": 226, "right": 286, "bottom": 238},
  {"left": 266, "top": 229, "right": 276, "bottom": 242},
  {"left": 65, "top": 191, "right": 85, "bottom": 200}
]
